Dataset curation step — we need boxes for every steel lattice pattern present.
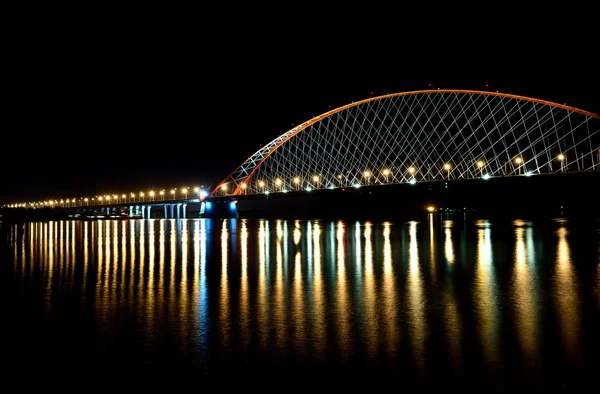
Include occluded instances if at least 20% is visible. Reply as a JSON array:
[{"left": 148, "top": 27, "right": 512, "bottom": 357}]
[{"left": 212, "top": 90, "right": 599, "bottom": 197}]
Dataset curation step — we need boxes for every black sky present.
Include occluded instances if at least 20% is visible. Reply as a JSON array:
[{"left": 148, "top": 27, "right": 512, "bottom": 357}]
[{"left": 2, "top": 6, "right": 598, "bottom": 204}]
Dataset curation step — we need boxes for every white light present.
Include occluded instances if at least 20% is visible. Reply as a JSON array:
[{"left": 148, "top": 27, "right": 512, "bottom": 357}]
[
  {"left": 353, "top": 183, "right": 361, "bottom": 188},
  {"left": 525, "top": 171, "right": 533, "bottom": 177},
  {"left": 409, "top": 179, "right": 417, "bottom": 184},
  {"left": 306, "top": 187, "right": 312, "bottom": 192},
  {"left": 482, "top": 174, "right": 491, "bottom": 180},
  {"left": 199, "top": 190, "right": 208, "bottom": 200},
  {"left": 328, "top": 185, "right": 334, "bottom": 189},
  {"left": 282, "top": 189, "right": 288, "bottom": 193}
]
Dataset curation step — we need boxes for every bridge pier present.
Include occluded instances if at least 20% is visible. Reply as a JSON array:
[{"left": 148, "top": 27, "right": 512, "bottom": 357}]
[{"left": 199, "top": 199, "right": 238, "bottom": 218}]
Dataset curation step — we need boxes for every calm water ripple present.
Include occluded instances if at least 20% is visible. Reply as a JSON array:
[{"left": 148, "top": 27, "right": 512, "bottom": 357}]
[{"left": 1, "top": 217, "right": 599, "bottom": 389}]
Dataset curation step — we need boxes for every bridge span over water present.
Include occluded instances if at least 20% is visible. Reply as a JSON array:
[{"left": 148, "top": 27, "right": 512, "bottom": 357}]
[{"left": 3, "top": 90, "right": 599, "bottom": 219}]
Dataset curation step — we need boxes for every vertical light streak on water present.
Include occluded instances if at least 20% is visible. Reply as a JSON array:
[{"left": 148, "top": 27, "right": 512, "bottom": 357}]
[
  {"left": 70, "top": 221, "right": 76, "bottom": 287},
  {"left": 407, "top": 221, "right": 426, "bottom": 373},
  {"left": 138, "top": 220, "right": 146, "bottom": 315},
  {"left": 258, "top": 220, "right": 268, "bottom": 350},
  {"left": 169, "top": 219, "right": 176, "bottom": 318},
  {"left": 198, "top": 219, "right": 209, "bottom": 356},
  {"left": 474, "top": 220, "right": 500, "bottom": 370},
  {"left": 129, "top": 220, "right": 136, "bottom": 301},
  {"left": 429, "top": 216, "right": 436, "bottom": 283},
  {"left": 336, "top": 220, "right": 351, "bottom": 360},
  {"left": 293, "top": 248, "right": 305, "bottom": 359},
  {"left": 274, "top": 220, "right": 286, "bottom": 350},
  {"left": 442, "top": 219, "right": 462, "bottom": 373},
  {"left": 220, "top": 219, "right": 230, "bottom": 352},
  {"left": 57, "top": 221, "right": 63, "bottom": 289},
  {"left": 95, "top": 221, "right": 104, "bottom": 319},
  {"left": 180, "top": 219, "right": 189, "bottom": 349},
  {"left": 82, "top": 221, "right": 89, "bottom": 299},
  {"left": 512, "top": 224, "right": 540, "bottom": 369},
  {"left": 444, "top": 220, "right": 454, "bottom": 265},
  {"left": 158, "top": 220, "right": 165, "bottom": 305},
  {"left": 312, "top": 221, "right": 326, "bottom": 359},
  {"left": 44, "top": 222, "right": 54, "bottom": 316},
  {"left": 147, "top": 220, "right": 156, "bottom": 330},
  {"left": 111, "top": 221, "right": 119, "bottom": 307},
  {"left": 382, "top": 221, "right": 398, "bottom": 359},
  {"left": 240, "top": 220, "right": 250, "bottom": 351},
  {"left": 103, "top": 221, "right": 111, "bottom": 301},
  {"left": 120, "top": 221, "right": 127, "bottom": 305},
  {"left": 554, "top": 224, "right": 582, "bottom": 365},
  {"left": 363, "top": 221, "right": 377, "bottom": 360}
]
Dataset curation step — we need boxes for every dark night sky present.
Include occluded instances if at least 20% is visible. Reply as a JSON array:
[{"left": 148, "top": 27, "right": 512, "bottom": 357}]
[{"left": 2, "top": 6, "right": 598, "bottom": 204}]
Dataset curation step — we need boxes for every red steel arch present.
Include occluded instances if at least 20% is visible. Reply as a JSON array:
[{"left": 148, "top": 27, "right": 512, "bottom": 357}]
[{"left": 210, "top": 90, "right": 599, "bottom": 197}]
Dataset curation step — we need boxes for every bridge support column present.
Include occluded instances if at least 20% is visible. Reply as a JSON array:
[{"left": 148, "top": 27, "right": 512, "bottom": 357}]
[
  {"left": 169, "top": 204, "right": 174, "bottom": 218},
  {"left": 135, "top": 206, "right": 140, "bottom": 216},
  {"left": 199, "top": 199, "right": 238, "bottom": 218},
  {"left": 182, "top": 203, "right": 187, "bottom": 218},
  {"left": 163, "top": 204, "right": 168, "bottom": 218},
  {"left": 176, "top": 203, "right": 182, "bottom": 219}
]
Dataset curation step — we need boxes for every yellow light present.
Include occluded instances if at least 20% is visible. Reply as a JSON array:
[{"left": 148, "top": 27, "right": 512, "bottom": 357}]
[
  {"left": 150, "top": 191, "right": 155, "bottom": 197},
  {"left": 363, "top": 170, "right": 370, "bottom": 177},
  {"left": 182, "top": 188, "right": 188, "bottom": 194},
  {"left": 408, "top": 166, "right": 416, "bottom": 174},
  {"left": 515, "top": 157, "right": 522, "bottom": 165},
  {"left": 160, "top": 190, "right": 164, "bottom": 195},
  {"left": 84, "top": 198, "right": 88, "bottom": 202},
  {"left": 131, "top": 193, "right": 135, "bottom": 197},
  {"left": 171, "top": 189, "right": 175, "bottom": 194},
  {"left": 444, "top": 163, "right": 451, "bottom": 171},
  {"left": 121, "top": 194, "right": 126, "bottom": 199},
  {"left": 382, "top": 169, "right": 390, "bottom": 176},
  {"left": 241, "top": 183, "right": 247, "bottom": 189},
  {"left": 477, "top": 160, "right": 484, "bottom": 168},
  {"left": 113, "top": 195, "right": 117, "bottom": 199},
  {"left": 140, "top": 192, "right": 144, "bottom": 197},
  {"left": 221, "top": 184, "right": 227, "bottom": 191},
  {"left": 557, "top": 154, "right": 565, "bottom": 161},
  {"left": 313, "top": 175, "right": 319, "bottom": 182},
  {"left": 98, "top": 197, "right": 103, "bottom": 201},
  {"left": 293, "top": 177, "right": 300, "bottom": 184},
  {"left": 427, "top": 206, "right": 435, "bottom": 212},
  {"left": 194, "top": 187, "right": 200, "bottom": 192},
  {"left": 259, "top": 181, "right": 265, "bottom": 187},
  {"left": 275, "top": 179, "right": 282, "bottom": 186}
]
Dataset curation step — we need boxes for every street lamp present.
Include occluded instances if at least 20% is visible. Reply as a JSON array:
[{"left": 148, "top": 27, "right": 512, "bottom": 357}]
[
  {"left": 259, "top": 181, "right": 265, "bottom": 192},
  {"left": 160, "top": 190, "right": 165, "bottom": 200},
  {"left": 557, "top": 153, "right": 565, "bottom": 172},
  {"left": 293, "top": 177, "right": 300, "bottom": 190},
  {"left": 477, "top": 160, "right": 484, "bottom": 177},
  {"left": 140, "top": 192, "right": 145, "bottom": 202},
  {"left": 363, "top": 170, "right": 371, "bottom": 184},
  {"left": 150, "top": 191, "right": 155, "bottom": 201},
  {"left": 443, "top": 163, "right": 451, "bottom": 179},
  {"left": 182, "top": 188, "right": 188, "bottom": 199},
  {"left": 170, "top": 189, "right": 176, "bottom": 198},
  {"left": 131, "top": 193, "right": 135, "bottom": 202},
  {"left": 275, "top": 178, "right": 282, "bottom": 191},
  {"left": 382, "top": 169, "right": 390, "bottom": 182},
  {"left": 514, "top": 156, "right": 523, "bottom": 174},
  {"left": 240, "top": 183, "right": 247, "bottom": 193},
  {"left": 84, "top": 198, "right": 88, "bottom": 206},
  {"left": 337, "top": 174, "right": 343, "bottom": 186},
  {"left": 313, "top": 175, "right": 319, "bottom": 187}
]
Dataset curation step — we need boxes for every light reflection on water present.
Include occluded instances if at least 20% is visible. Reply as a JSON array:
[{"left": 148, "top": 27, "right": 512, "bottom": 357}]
[{"left": 3, "top": 217, "right": 600, "bottom": 388}]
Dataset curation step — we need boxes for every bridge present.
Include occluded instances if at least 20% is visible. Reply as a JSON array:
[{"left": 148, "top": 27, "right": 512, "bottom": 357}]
[{"left": 3, "top": 90, "right": 599, "bottom": 219}]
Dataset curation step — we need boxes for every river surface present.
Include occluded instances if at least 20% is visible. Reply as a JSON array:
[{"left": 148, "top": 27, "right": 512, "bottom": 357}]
[{"left": 1, "top": 216, "right": 599, "bottom": 390}]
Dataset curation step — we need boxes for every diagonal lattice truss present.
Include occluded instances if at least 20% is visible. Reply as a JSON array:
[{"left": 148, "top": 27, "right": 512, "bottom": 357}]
[{"left": 211, "top": 90, "right": 599, "bottom": 197}]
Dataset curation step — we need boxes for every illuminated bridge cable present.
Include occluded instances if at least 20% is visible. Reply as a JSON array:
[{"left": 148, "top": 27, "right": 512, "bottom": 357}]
[{"left": 211, "top": 90, "right": 600, "bottom": 197}]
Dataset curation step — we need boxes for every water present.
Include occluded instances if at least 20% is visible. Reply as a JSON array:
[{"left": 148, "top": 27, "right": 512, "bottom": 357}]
[{"left": 1, "top": 217, "right": 599, "bottom": 390}]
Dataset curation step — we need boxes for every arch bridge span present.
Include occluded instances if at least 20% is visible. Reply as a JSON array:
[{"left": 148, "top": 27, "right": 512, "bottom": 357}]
[{"left": 211, "top": 89, "right": 600, "bottom": 197}]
